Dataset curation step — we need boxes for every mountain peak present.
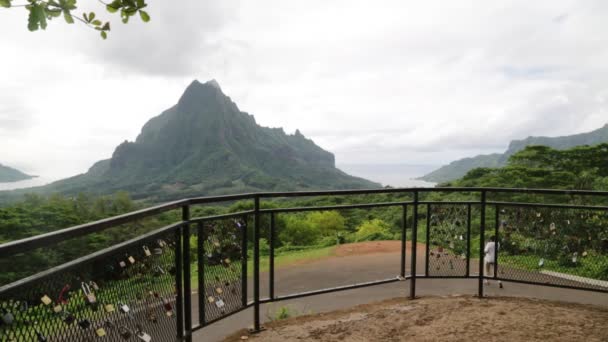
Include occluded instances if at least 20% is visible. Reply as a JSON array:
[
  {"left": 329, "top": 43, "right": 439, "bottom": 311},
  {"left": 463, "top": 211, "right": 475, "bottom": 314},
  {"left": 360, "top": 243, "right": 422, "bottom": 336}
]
[{"left": 187, "top": 79, "right": 222, "bottom": 92}]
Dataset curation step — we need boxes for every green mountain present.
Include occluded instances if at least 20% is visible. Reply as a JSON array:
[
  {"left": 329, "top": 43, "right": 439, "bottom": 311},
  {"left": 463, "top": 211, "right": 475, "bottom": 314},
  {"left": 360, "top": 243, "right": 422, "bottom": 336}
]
[
  {"left": 4, "top": 80, "right": 378, "bottom": 202},
  {"left": 420, "top": 124, "right": 608, "bottom": 183},
  {"left": 0, "top": 164, "right": 34, "bottom": 183}
]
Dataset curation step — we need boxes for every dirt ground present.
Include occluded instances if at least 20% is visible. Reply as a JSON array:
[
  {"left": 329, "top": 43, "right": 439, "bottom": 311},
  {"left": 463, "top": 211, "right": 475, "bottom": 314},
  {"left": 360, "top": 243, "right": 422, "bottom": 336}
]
[{"left": 224, "top": 296, "right": 608, "bottom": 342}]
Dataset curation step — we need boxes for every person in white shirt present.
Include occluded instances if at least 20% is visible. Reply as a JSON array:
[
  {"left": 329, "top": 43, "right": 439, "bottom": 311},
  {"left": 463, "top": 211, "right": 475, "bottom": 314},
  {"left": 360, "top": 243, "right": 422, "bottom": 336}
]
[{"left": 484, "top": 236, "right": 503, "bottom": 288}]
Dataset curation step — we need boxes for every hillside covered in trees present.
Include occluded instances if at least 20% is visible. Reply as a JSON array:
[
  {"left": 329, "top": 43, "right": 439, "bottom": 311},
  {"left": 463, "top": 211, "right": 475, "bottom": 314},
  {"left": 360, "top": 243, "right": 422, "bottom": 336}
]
[
  {"left": 420, "top": 124, "right": 608, "bottom": 183},
  {"left": 446, "top": 143, "right": 608, "bottom": 191},
  {"left": 0, "top": 163, "right": 34, "bottom": 183}
]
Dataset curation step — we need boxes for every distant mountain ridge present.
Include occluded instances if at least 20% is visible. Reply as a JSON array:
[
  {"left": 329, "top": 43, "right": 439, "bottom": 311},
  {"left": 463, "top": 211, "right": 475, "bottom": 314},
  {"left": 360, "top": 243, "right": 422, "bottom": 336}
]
[
  {"left": 0, "top": 164, "right": 34, "bottom": 183},
  {"left": 420, "top": 124, "right": 608, "bottom": 183},
  {"left": 2, "top": 80, "right": 379, "bottom": 202}
]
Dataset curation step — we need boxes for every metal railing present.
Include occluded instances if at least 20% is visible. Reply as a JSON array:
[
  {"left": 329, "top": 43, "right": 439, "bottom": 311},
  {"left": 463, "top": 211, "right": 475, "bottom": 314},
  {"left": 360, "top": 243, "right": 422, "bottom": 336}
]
[{"left": 0, "top": 187, "right": 607, "bottom": 341}]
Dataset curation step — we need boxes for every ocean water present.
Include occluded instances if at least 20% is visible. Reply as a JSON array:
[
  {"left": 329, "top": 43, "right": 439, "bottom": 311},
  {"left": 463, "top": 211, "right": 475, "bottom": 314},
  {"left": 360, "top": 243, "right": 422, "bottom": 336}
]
[
  {"left": 0, "top": 177, "right": 56, "bottom": 191},
  {"left": 338, "top": 163, "right": 438, "bottom": 188},
  {"left": 0, "top": 164, "right": 439, "bottom": 192}
]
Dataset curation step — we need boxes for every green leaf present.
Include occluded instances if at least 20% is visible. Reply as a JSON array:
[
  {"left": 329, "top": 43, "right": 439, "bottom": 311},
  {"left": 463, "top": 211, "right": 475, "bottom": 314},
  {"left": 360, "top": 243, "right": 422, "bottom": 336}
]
[
  {"left": 106, "top": 0, "right": 121, "bottom": 13},
  {"left": 83, "top": 12, "right": 88, "bottom": 22},
  {"left": 122, "top": 16, "right": 129, "bottom": 24},
  {"left": 63, "top": 10, "right": 74, "bottom": 24},
  {"left": 101, "top": 22, "right": 110, "bottom": 31},
  {"left": 27, "top": 4, "right": 47, "bottom": 31},
  {"left": 89, "top": 12, "right": 95, "bottom": 22},
  {"left": 136, "top": 0, "right": 144, "bottom": 8},
  {"left": 0, "top": 0, "right": 11, "bottom": 9},
  {"left": 101, "top": 31, "right": 107, "bottom": 39},
  {"left": 47, "top": 8, "right": 62, "bottom": 17},
  {"left": 92, "top": 19, "right": 102, "bottom": 26},
  {"left": 138, "top": 10, "right": 149, "bottom": 22}
]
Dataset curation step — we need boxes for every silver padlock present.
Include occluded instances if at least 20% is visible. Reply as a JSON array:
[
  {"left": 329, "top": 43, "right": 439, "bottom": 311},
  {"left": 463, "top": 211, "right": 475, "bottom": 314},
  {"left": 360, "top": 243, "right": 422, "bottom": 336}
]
[
  {"left": 136, "top": 328, "right": 152, "bottom": 342},
  {"left": 2, "top": 310, "right": 14, "bottom": 325},
  {"left": 119, "top": 302, "right": 130, "bottom": 313}
]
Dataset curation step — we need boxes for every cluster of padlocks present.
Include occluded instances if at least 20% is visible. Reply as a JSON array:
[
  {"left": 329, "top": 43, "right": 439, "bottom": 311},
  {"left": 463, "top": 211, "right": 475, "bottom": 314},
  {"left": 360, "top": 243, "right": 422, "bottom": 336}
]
[
  {"left": 201, "top": 220, "right": 244, "bottom": 321},
  {"left": 428, "top": 206, "right": 469, "bottom": 275},
  {"left": 0, "top": 237, "right": 177, "bottom": 341}
]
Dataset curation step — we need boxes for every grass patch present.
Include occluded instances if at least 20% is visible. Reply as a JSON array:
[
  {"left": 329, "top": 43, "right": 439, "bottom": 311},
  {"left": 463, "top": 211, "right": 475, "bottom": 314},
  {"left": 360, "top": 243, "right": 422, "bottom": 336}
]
[{"left": 499, "top": 254, "right": 608, "bottom": 281}]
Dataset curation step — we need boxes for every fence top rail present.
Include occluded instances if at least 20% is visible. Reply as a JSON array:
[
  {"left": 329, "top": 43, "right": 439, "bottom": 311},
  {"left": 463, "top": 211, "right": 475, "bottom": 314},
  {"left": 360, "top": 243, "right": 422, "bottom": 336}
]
[
  {"left": 260, "top": 201, "right": 413, "bottom": 214},
  {"left": 0, "top": 221, "right": 183, "bottom": 295},
  {"left": 2, "top": 187, "right": 608, "bottom": 258},
  {"left": 0, "top": 199, "right": 188, "bottom": 258},
  {"left": 251, "top": 187, "right": 608, "bottom": 197},
  {"left": 488, "top": 201, "right": 608, "bottom": 211}
]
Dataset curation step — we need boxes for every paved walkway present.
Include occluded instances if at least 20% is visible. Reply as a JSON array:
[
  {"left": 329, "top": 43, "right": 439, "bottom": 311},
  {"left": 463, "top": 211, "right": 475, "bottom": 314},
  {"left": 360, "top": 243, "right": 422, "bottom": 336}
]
[{"left": 192, "top": 251, "right": 608, "bottom": 342}]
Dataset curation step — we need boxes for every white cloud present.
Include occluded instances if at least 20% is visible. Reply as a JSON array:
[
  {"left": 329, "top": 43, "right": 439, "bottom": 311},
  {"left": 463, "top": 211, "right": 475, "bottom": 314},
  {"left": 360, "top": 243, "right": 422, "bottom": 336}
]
[{"left": 1, "top": 0, "right": 607, "bottom": 180}]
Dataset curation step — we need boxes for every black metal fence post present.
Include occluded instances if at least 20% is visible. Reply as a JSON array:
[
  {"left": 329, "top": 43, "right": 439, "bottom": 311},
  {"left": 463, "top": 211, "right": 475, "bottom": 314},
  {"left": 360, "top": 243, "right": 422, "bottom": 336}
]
[
  {"left": 478, "top": 191, "right": 486, "bottom": 297},
  {"left": 197, "top": 222, "right": 205, "bottom": 327},
  {"left": 253, "top": 196, "right": 261, "bottom": 331},
  {"left": 182, "top": 205, "right": 192, "bottom": 342},
  {"left": 466, "top": 204, "right": 471, "bottom": 277},
  {"left": 400, "top": 205, "right": 407, "bottom": 278},
  {"left": 494, "top": 205, "right": 499, "bottom": 279},
  {"left": 175, "top": 224, "right": 185, "bottom": 340},
  {"left": 425, "top": 203, "right": 431, "bottom": 276},
  {"left": 241, "top": 215, "right": 248, "bottom": 308},
  {"left": 269, "top": 212, "right": 276, "bottom": 300},
  {"left": 410, "top": 191, "right": 419, "bottom": 299}
]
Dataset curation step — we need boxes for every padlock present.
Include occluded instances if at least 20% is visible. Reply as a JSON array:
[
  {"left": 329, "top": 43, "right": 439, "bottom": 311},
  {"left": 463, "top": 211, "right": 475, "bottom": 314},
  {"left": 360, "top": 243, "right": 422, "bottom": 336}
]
[
  {"left": 207, "top": 296, "right": 215, "bottom": 303},
  {"left": 35, "top": 329, "right": 47, "bottom": 342},
  {"left": 41, "top": 295, "right": 52, "bottom": 306},
  {"left": 95, "top": 327, "right": 107, "bottom": 337},
  {"left": 90, "top": 281, "right": 100, "bottom": 291},
  {"left": 119, "top": 326, "right": 133, "bottom": 339},
  {"left": 147, "top": 308, "right": 158, "bottom": 323},
  {"left": 158, "top": 239, "right": 167, "bottom": 248},
  {"left": 82, "top": 282, "right": 97, "bottom": 305},
  {"left": 143, "top": 245, "right": 152, "bottom": 257},
  {"left": 162, "top": 298, "right": 173, "bottom": 312},
  {"left": 153, "top": 266, "right": 165, "bottom": 276},
  {"left": 19, "top": 301, "right": 28, "bottom": 312},
  {"left": 104, "top": 320, "right": 115, "bottom": 329},
  {"left": 215, "top": 299, "right": 225, "bottom": 308},
  {"left": 137, "top": 331, "right": 151, "bottom": 342},
  {"left": 104, "top": 303, "right": 115, "bottom": 313},
  {"left": 62, "top": 312, "right": 76, "bottom": 325},
  {"left": 215, "top": 287, "right": 223, "bottom": 295},
  {"left": 78, "top": 319, "right": 91, "bottom": 329},
  {"left": 128, "top": 255, "right": 136, "bottom": 264},
  {"left": 153, "top": 247, "right": 163, "bottom": 255},
  {"left": 53, "top": 304, "right": 62, "bottom": 313},
  {"left": 119, "top": 303, "right": 130, "bottom": 313},
  {"left": 1, "top": 309, "right": 14, "bottom": 325},
  {"left": 119, "top": 260, "right": 127, "bottom": 268}
]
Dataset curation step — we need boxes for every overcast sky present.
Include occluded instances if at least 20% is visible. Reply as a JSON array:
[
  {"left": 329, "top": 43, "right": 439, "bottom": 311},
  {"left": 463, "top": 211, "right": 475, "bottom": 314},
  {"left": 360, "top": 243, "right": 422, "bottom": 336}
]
[{"left": 1, "top": 0, "right": 607, "bottom": 181}]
